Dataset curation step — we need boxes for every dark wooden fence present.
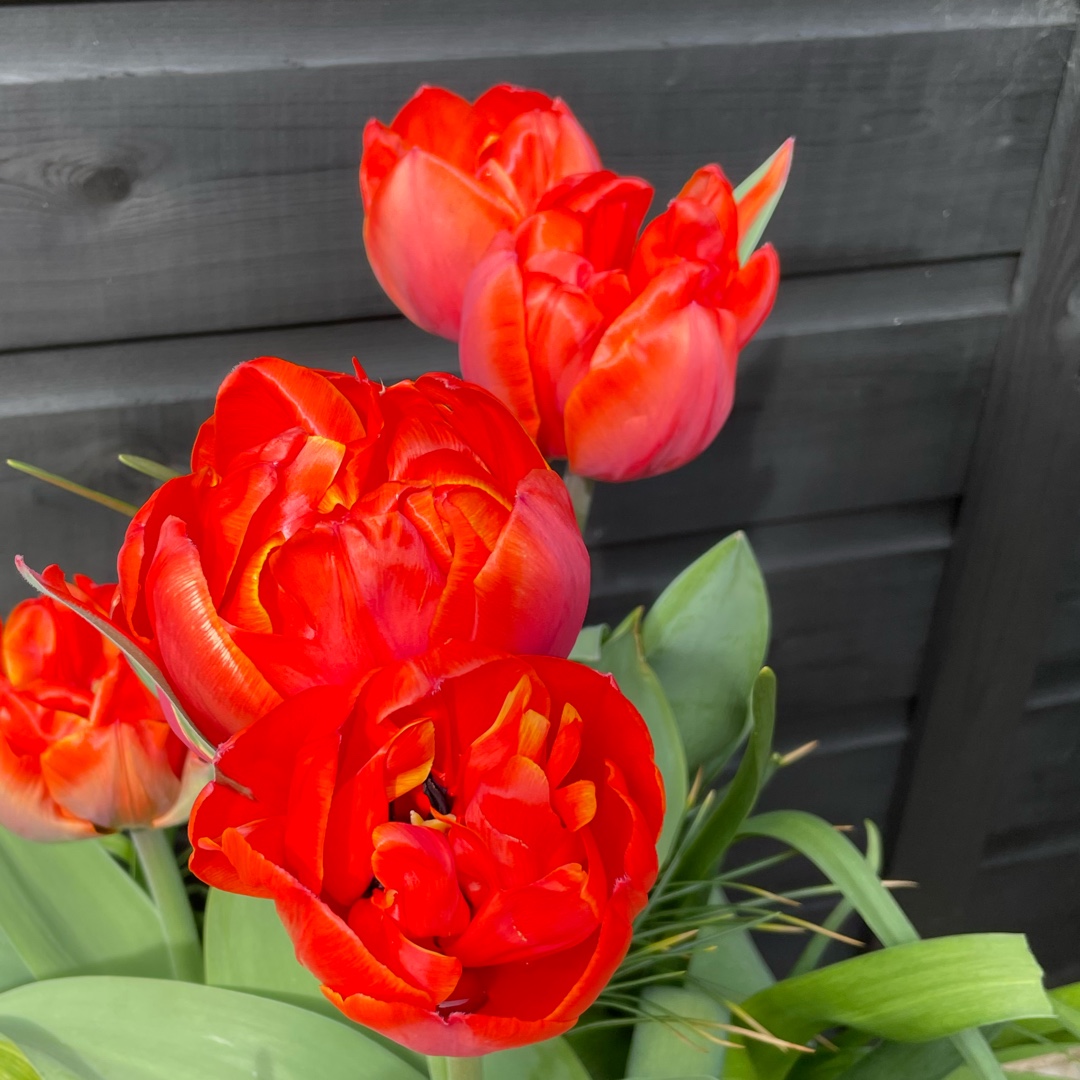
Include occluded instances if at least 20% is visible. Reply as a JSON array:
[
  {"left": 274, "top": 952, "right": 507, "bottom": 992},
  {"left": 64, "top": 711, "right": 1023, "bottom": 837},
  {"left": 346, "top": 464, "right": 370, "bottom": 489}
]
[{"left": 2, "top": 1, "right": 1078, "bottom": 983}]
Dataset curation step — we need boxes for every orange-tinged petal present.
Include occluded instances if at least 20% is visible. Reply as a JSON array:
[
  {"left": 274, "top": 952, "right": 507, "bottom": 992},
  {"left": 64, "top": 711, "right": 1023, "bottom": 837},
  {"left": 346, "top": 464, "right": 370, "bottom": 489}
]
[
  {"left": 552, "top": 779, "right": 597, "bottom": 832},
  {"left": 389, "top": 86, "right": 491, "bottom": 172},
  {"left": 722, "top": 242, "right": 780, "bottom": 347},
  {"left": 146, "top": 516, "right": 283, "bottom": 743},
  {"left": 459, "top": 246, "right": 542, "bottom": 442},
  {"left": 449, "top": 863, "right": 597, "bottom": 968},
  {"left": 40, "top": 720, "right": 181, "bottom": 831},
  {"left": 566, "top": 271, "right": 740, "bottom": 481},
  {"left": 734, "top": 137, "right": 795, "bottom": 245},
  {"left": 0, "top": 731, "right": 95, "bottom": 841},
  {"left": 471, "top": 469, "right": 589, "bottom": 657},
  {"left": 364, "top": 148, "right": 517, "bottom": 339}
]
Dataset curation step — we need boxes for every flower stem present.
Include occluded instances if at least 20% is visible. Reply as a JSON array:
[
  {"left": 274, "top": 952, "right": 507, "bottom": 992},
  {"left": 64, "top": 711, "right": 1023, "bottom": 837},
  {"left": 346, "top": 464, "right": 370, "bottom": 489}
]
[
  {"left": 563, "top": 470, "right": 595, "bottom": 535},
  {"left": 429, "top": 1058, "right": 484, "bottom": 1080},
  {"left": 131, "top": 828, "right": 203, "bottom": 982}
]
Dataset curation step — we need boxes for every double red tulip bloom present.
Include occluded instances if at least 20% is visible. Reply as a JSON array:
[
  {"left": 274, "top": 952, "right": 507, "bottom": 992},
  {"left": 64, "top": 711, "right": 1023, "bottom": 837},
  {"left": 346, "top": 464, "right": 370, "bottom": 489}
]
[
  {"left": 361, "top": 85, "right": 600, "bottom": 338},
  {"left": 0, "top": 581, "right": 205, "bottom": 840},
  {"left": 460, "top": 155, "right": 789, "bottom": 481},
  {"left": 22, "top": 358, "right": 589, "bottom": 748},
  {"left": 189, "top": 646, "right": 663, "bottom": 1055}
]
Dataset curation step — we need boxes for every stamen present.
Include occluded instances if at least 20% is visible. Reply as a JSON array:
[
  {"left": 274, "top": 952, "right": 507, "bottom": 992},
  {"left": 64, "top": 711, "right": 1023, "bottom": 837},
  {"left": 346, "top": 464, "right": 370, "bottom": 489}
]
[{"left": 424, "top": 774, "right": 452, "bottom": 814}]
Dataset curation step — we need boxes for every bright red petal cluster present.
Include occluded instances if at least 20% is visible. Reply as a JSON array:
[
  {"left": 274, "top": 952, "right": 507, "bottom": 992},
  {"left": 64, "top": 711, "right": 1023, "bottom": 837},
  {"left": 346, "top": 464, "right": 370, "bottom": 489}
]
[
  {"left": 361, "top": 85, "right": 600, "bottom": 339},
  {"left": 361, "top": 82, "right": 792, "bottom": 483},
  {"left": 0, "top": 581, "right": 205, "bottom": 839},
  {"left": 189, "top": 646, "right": 663, "bottom": 1056},
  {"left": 92, "top": 358, "right": 588, "bottom": 747}
]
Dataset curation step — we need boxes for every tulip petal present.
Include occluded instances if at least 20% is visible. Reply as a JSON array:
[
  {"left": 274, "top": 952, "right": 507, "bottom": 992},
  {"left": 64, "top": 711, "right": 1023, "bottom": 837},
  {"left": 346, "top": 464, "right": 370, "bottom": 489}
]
[
  {"left": 724, "top": 243, "right": 780, "bottom": 347},
  {"left": 0, "top": 730, "right": 94, "bottom": 841},
  {"left": 565, "top": 272, "right": 740, "bottom": 481},
  {"left": 146, "top": 517, "right": 283, "bottom": 743},
  {"left": 389, "top": 86, "right": 490, "bottom": 172},
  {"left": 364, "top": 148, "right": 517, "bottom": 339},
  {"left": 448, "top": 863, "right": 597, "bottom": 967},
  {"left": 459, "top": 247, "right": 542, "bottom": 443},
  {"left": 41, "top": 720, "right": 182, "bottom": 832},
  {"left": 472, "top": 470, "right": 590, "bottom": 657}
]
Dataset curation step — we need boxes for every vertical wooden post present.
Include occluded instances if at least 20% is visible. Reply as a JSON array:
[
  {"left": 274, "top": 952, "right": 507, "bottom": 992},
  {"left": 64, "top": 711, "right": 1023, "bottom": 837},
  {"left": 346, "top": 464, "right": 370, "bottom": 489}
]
[{"left": 890, "top": 32, "right": 1080, "bottom": 933}]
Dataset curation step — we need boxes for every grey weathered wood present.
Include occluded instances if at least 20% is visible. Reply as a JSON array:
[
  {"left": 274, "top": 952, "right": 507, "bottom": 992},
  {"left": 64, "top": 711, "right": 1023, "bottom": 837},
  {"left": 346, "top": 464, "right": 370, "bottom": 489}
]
[
  {"left": 590, "top": 504, "right": 951, "bottom": 714},
  {"left": 890, "top": 32, "right": 1080, "bottom": 935},
  {"left": 0, "top": 3, "right": 1068, "bottom": 348},
  {"left": 989, "top": 700, "right": 1080, "bottom": 837}
]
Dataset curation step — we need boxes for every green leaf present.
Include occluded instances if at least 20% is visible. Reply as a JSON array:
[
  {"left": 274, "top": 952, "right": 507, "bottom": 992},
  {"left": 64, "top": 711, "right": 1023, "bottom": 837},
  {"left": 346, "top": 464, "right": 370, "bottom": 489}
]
[
  {"left": 598, "top": 609, "right": 688, "bottom": 865},
  {"left": 0, "top": 1036, "right": 43, "bottom": 1080},
  {"left": 203, "top": 890, "right": 425, "bottom": 1072},
  {"left": 804, "top": 1038, "right": 961, "bottom": 1080},
  {"left": 741, "top": 936, "right": 1053, "bottom": 1080},
  {"left": 642, "top": 533, "right": 770, "bottom": 773},
  {"left": 789, "top": 823, "right": 883, "bottom": 979},
  {"left": 733, "top": 139, "right": 794, "bottom": 266},
  {"left": 625, "top": 985, "right": 729, "bottom": 1078},
  {"left": 5, "top": 460, "right": 137, "bottom": 517},
  {"left": 688, "top": 890, "right": 774, "bottom": 1003},
  {"left": 116, "top": 454, "right": 181, "bottom": 483},
  {"left": 485, "top": 1037, "right": 594, "bottom": 1080},
  {"left": 942, "top": 1042, "right": 1080, "bottom": 1079},
  {"left": 569, "top": 624, "right": 609, "bottom": 669},
  {"left": 676, "top": 669, "right": 777, "bottom": 883},
  {"left": 0, "top": 976, "right": 424, "bottom": 1080},
  {"left": 0, "top": 828, "right": 172, "bottom": 985},
  {"left": 734, "top": 812, "right": 1054, "bottom": 1079}
]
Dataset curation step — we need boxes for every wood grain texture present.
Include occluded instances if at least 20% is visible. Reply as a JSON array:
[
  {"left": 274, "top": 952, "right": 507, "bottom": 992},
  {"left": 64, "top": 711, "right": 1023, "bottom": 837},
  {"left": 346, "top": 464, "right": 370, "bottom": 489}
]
[
  {"left": 0, "top": 3, "right": 1068, "bottom": 348},
  {"left": 890, "top": 32, "right": 1080, "bottom": 935}
]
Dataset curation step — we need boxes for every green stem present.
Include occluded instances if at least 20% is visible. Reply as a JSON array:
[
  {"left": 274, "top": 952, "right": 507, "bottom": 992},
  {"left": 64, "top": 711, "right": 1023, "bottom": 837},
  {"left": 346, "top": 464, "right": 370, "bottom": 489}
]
[
  {"left": 428, "top": 1057, "right": 484, "bottom": 1080},
  {"left": 131, "top": 828, "right": 203, "bottom": 983},
  {"left": 563, "top": 470, "right": 595, "bottom": 535}
]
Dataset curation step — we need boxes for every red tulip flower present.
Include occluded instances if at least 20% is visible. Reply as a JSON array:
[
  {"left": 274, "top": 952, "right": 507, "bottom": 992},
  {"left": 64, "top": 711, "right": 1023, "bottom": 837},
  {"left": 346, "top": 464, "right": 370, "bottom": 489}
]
[
  {"left": 189, "top": 646, "right": 664, "bottom": 1056},
  {"left": 361, "top": 84, "right": 601, "bottom": 339},
  {"left": 20, "top": 359, "right": 589, "bottom": 749},
  {"left": 460, "top": 143, "right": 793, "bottom": 481},
  {"left": 0, "top": 581, "right": 206, "bottom": 840}
]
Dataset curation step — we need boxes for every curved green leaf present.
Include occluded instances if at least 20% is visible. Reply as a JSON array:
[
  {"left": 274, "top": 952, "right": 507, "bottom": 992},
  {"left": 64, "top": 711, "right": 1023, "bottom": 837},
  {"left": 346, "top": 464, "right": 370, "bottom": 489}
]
[
  {"left": 642, "top": 533, "right": 770, "bottom": 773},
  {"left": 0, "top": 1037, "right": 43, "bottom": 1080},
  {"left": 625, "top": 985, "right": 729, "bottom": 1079},
  {"left": 485, "top": 1037, "right": 593, "bottom": 1080},
  {"left": 0, "top": 828, "right": 172, "bottom": 985},
  {"left": 569, "top": 624, "right": 609, "bottom": 669},
  {"left": 599, "top": 610, "right": 688, "bottom": 865},
  {"left": 116, "top": 455, "right": 181, "bottom": 483},
  {"left": 203, "top": 890, "right": 424, "bottom": 1071},
  {"left": 676, "top": 669, "right": 776, "bottom": 883},
  {"left": 0, "top": 977, "right": 424, "bottom": 1080}
]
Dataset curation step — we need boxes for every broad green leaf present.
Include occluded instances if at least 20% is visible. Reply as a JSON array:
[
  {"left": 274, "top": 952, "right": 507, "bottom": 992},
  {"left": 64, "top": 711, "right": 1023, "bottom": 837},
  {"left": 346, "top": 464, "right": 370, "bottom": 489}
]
[
  {"left": 740, "top": 936, "right": 1053, "bottom": 1080},
  {"left": 734, "top": 813, "right": 1053, "bottom": 1079},
  {"left": 733, "top": 139, "right": 794, "bottom": 266},
  {"left": 642, "top": 533, "right": 770, "bottom": 773},
  {"left": 676, "top": 670, "right": 776, "bottom": 883},
  {"left": 569, "top": 624, "right": 609, "bottom": 669},
  {"left": 802, "top": 1038, "right": 962, "bottom": 1080},
  {"left": 485, "top": 1037, "right": 593, "bottom": 1080},
  {"left": 0, "top": 928, "right": 34, "bottom": 996},
  {"left": 0, "top": 1036, "right": 43, "bottom": 1080},
  {"left": 14, "top": 559, "right": 216, "bottom": 761},
  {"left": 203, "top": 890, "right": 424, "bottom": 1072},
  {"left": 0, "top": 976, "right": 424, "bottom": 1080},
  {"left": 599, "top": 610, "right": 688, "bottom": 865},
  {"left": 625, "top": 985, "right": 729, "bottom": 1078},
  {"left": 5, "top": 460, "right": 137, "bottom": 516},
  {"left": 0, "top": 828, "right": 172, "bottom": 984},
  {"left": 116, "top": 454, "right": 181, "bottom": 483}
]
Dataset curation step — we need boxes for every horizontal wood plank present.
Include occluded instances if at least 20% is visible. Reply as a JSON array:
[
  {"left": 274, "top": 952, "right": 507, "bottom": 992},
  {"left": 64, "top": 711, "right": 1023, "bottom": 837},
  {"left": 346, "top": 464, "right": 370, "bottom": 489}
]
[{"left": 0, "top": 3, "right": 1066, "bottom": 348}]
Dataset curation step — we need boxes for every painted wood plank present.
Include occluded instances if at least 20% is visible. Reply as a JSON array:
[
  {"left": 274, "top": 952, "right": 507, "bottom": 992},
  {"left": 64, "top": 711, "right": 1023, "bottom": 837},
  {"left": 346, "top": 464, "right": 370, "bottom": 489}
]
[
  {"left": 0, "top": 5, "right": 1066, "bottom": 348},
  {"left": 890, "top": 32, "right": 1080, "bottom": 936}
]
